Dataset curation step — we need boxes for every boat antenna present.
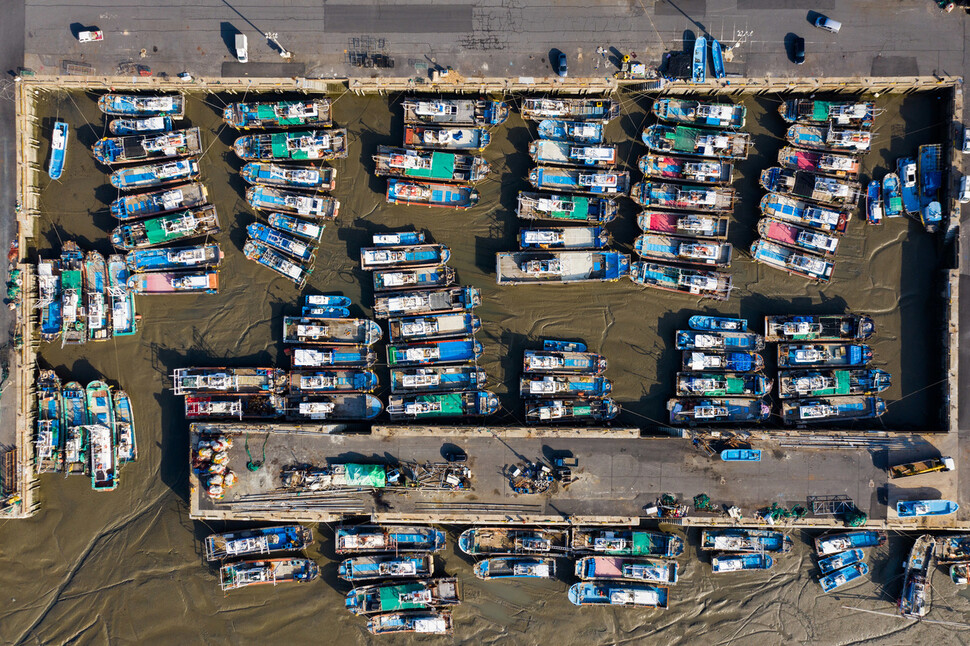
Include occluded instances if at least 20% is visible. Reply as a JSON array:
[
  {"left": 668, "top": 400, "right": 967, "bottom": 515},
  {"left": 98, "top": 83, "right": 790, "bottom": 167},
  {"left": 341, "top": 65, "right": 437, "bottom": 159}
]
[{"left": 245, "top": 434, "right": 267, "bottom": 472}]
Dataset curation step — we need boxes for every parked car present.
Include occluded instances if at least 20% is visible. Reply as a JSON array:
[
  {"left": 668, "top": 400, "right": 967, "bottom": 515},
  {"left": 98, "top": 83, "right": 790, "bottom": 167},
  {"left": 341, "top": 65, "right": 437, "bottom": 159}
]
[
  {"left": 556, "top": 52, "right": 568, "bottom": 77},
  {"left": 793, "top": 36, "right": 805, "bottom": 64},
  {"left": 78, "top": 30, "right": 103, "bottom": 43},
  {"left": 814, "top": 15, "right": 841, "bottom": 33},
  {"left": 963, "top": 125, "right": 970, "bottom": 153},
  {"left": 959, "top": 175, "right": 970, "bottom": 204}
]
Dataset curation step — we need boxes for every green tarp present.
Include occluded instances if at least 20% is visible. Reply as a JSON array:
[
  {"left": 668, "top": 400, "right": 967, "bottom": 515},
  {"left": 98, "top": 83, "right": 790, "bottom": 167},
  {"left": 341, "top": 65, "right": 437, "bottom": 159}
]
[
  {"left": 631, "top": 532, "right": 652, "bottom": 555},
  {"left": 417, "top": 393, "right": 465, "bottom": 417},
  {"left": 812, "top": 101, "right": 832, "bottom": 122},
  {"left": 377, "top": 584, "right": 426, "bottom": 611},
  {"left": 549, "top": 197, "right": 589, "bottom": 221},
  {"left": 404, "top": 152, "right": 456, "bottom": 179},
  {"left": 672, "top": 127, "right": 700, "bottom": 152},
  {"left": 344, "top": 463, "right": 386, "bottom": 488}
]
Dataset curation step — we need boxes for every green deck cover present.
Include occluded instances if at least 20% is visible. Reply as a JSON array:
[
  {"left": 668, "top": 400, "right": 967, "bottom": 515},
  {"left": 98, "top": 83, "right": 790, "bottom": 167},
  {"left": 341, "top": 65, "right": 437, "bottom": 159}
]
[
  {"left": 419, "top": 393, "right": 465, "bottom": 417},
  {"left": 378, "top": 583, "right": 426, "bottom": 611},
  {"left": 256, "top": 104, "right": 277, "bottom": 119},
  {"left": 405, "top": 152, "right": 456, "bottom": 179},
  {"left": 812, "top": 102, "right": 832, "bottom": 122},
  {"left": 834, "top": 370, "right": 851, "bottom": 395},
  {"left": 725, "top": 376, "right": 745, "bottom": 395},
  {"left": 632, "top": 532, "right": 652, "bottom": 555},
  {"left": 144, "top": 215, "right": 190, "bottom": 245},
  {"left": 270, "top": 133, "right": 289, "bottom": 158},
  {"left": 673, "top": 127, "right": 699, "bottom": 152},
  {"left": 61, "top": 269, "right": 82, "bottom": 291},
  {"left": 345, "top": 463, "right": 386, "bottom": 488},
  {"left": 551, "top": 197, "right": 589, "bottom": 220}
]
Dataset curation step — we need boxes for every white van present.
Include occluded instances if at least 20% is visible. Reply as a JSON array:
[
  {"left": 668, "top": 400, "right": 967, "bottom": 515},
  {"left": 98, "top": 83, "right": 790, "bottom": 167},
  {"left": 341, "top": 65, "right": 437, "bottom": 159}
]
[
  {"left": 235, "top": 34, "right": 249, "bottom": 63},
  {"left": 814, "top": 16, "right": 841, "bottom": 33},
  {"left": 958, "top": 175, "right": 970, "bottom": 204}
]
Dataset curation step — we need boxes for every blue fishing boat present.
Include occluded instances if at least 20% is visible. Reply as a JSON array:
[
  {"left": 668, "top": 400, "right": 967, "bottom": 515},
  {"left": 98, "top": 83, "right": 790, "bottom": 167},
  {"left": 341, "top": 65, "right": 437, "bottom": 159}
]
[
  {"left": 938, "top": 535, "right": 970, "bottom": 562},
  {"left": 111, "top": 206, "right": 221, "bottom": 250},
  {"left": 882, "top": 173, "right": 903, "bottom": 217},
  {"left": 48, "top": 121, "right": 68, "bottom": 180},
  {"left": 360, "top": 244, "right": 450, "bottom": 270},
  {"left": 631, "top": 181, "right": 736, "bottom": 212},
  {"left": 866, "top": 180, "right": 883, "bottom": 225},
  {"left": 390, "top": 366, "right": 487, "bottom": 394},
  {"left": 689, "top": 316, "right": 747, "bottom": 332},
  {"left": 524, "top": 349, "right": 606, "bottom": 374},
  {"left": 387, "top": 391, "right": 499, "bottom": 420},
  {"left": 386, "top": 339, "right": 484, "bottom": 366},
  {"left": 525, "top": 398, "right": 619, "bottom": 423},
  {"left": 458, "top": 527, "right": 569, "bottom": 555},
  {"left": 779, "top": 100, "right": 876, "bottom": 127},
  {"left": 268, "top": 213, "right": 325, "bottom": 242},
  {"left": 778, "top": 368, "right": 891, "bottom": 399},
  {"left": 757, "top": 218, "right": 840, "bottom": 256},
  {"left": 110, "top": 159, "right": 201, "bottom": 191},
  {"left": 517, "top": 192, "right": 618, "bottom": 224},
  {"left": 335, "top": 525, "right": 447, "bottom": 554},
  {"left": 110, "top": 182, "right": 208, "bottom": 220},
  {"left": 918, "top": 144, "right": 943, "bottom": 232},
  {"left": 528, "top": 167, "right": 630, "bottom": 196},
  {"left": 374, "top": 286, "right": 480, "bottom": 319},
  {"left": 303, "top": 306, "right": 351, "bottom": 318},
  {"left": 529, "top": 140, "right": 616, "bottom": 167},
  {"left": 676, "top": 372, "right": 772, "bottom": 397},
  {"left": 107, "top": 255, "right": 136, "bottom": 337},
  {"left": 777, "top": 343, "right": 872, "bottom": 368},
  {"left": 125, "top": 244, "right": 222, "bottom": 273},
  {"left": 403, "top": 124, "right": 490, "bottom": 151},
  {"left": 475, "top": 557, "right": 557, "bottom": 580},
  {"left": 692, "top": 36, "right": 707, "bottom": 83},
  {"left": 759, "top": 193, "right": 849, "bottom": 234},
  {"left": 204, "top": 525, "right": 313, "bottom": 561},
  {"left": 519, "top": 227, "right": 610, "bottom": 250},
  {"left": 108, "top": 116, "right": 174, "bottom": 135},
  {"left": 711, "top": 39, "right": 726, "bottom": 79},
  {"left": 786, "top": 124, "right": 871, "bottom": 153},
  {"left": 372, "top": 232, "right": 426, "bottom": 247},
  {"left": 344, "top": 578, "right": 459, "bottom": 615},
  {"left": 388, "top": 312, "right": 480, "bottom": 342},
  {"left": 782, "top": 396, "right": 886, "bottom": 425},
  {"left": 61, "top": 381, "right": 88, "bottom": 475},
  {"left": 495, "top": 251, "right": 631, "bottom": 285},
  {"left": 306, "top": 294, "right": 352, "bottom": 308},
  {"left": 520, "top": 374, "right": 612, "bottom": 398},
  {"left": 84, "top": 251, "right": 110, "bottom": 342},
  {"left": 521, "top": 97, "right": 620, "bottom": 122},
  {"left": 219, "top": 558, "right": 319, "bottom": 592},
  {"left": 568, "top": 582, "right": 669, "bottom": 608},
  {"left": 634, "top": 235, "right": 733, "bottom": 267},
  {"left": 112, "top": 389, "right": 136, "bottom": 463},
  {"left": 286, "top": 394, "right": 383, "bottom": 421},
  {"left": 240, "top": 162, "right": 336, "bottom": 191},
  {"left": 652, "top": 99, "right": 744, "bottom": 128},
  {"left": 34, "top": 370, "right": 62, "bottom": 473},
  {"left": 571, "top": 528, "right": 684, "bottom": 557},
  {"left": 574, "top": 556, "right": 678, "bottom": 584},
  {"left": 641, "top": 125, "right": 752, "bottom": 159},
  {"left": 386, "top": 179, "right": 479, "bottom": 209},
  {"left": 818, "top": 548, "right": 864, "bottom": 575},
  {"left": 374, "top": 265, "right": 456, "bottom": 292},
  {"left": 233, "top": 129, "right": 348, "bottom": 161},
  {"left": 675, "top": 330, "right": 765, "bottom": 351},
  {"left": 374, "top": 146, "right": 490, "bottom": 182},
  {"left": 247, "top": 223, "right": 316, "bottom": 263},
  {"left": 682, "top": 351, "right": 763, "bottom": 372},
  {"left": 638, "top": 154, "right": 734, "bottom": 185},
  {"left": 711, "top": 553, "right": 772, "bottom": 573},
  {"left": 897, "top": 499, "right": 959, "bottom": 517},
  {"left": 751, "top": 240, "right": 834, "bottom": 283},
  {"left": 338, "top": 554, "right": 434, "bottom": 582},
  {"left": 98, "top": 93, "right": 185, "bottom": 117},
  {"left": 223, "top": 99, "right": 332, "bottom": 129},
  {"left": 820, "top": 563, "right": 869, "bottom": 592},
  {"left": 543, "top": 339, "right": 587, "bottom": 352},
  {"left": 36, "top": 259, "right": 62, "bottom": 341},
  {"left": 668, "top": 397, "right": 771, "bottom": 425},
  {"left": 536, "top": 119, "right": 604, "bottom": 144},
  {"left": 701, "top": 529, "right": 793, "bottom": 553},
  {"left": 403, "top": 98, "right": 509, "bottom": 126},
  {"left": 127, "top": 271, "right": 219, "bottom": 295},
  {"left": 243, "top": 240, "right": 311, "bottom": 287},
  {"left": 92, "top": 128, "right": 202, "bottom": 165},
  {"left": 246, "top": 186, "right": 339, "bottom": 219},
  {"left": 777, "top": 146, "right": 860, "bottom": 179},
  {"left": 288, "top": 345, "right": 378, "bottom": 369},
  {"left": 59, "top": 244, "right": 86, "bottom": 346},
  {"left": 288, "top": 369, "right": 379, "bottom": 394},
  {"left": 760, "top": 167, "right": 862, "bottom": 208},
  {"left": 897, "top": 157, "right": 920, "bottom": 214},
  {"left": 765, "top": 314, "right": 875, "bottom": 343},
  {"left": 720, "top": 449, "right": 761, "bottom": 462}
]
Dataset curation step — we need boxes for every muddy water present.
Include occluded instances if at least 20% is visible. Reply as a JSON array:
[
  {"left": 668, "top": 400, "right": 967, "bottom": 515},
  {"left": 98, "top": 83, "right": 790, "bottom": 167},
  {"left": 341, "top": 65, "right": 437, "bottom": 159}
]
[{"left": 0, "top": 90, "right": 964, "bottom": 644}]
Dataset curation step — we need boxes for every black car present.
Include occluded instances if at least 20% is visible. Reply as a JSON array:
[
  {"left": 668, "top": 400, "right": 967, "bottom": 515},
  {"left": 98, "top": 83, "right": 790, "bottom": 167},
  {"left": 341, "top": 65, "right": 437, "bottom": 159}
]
[{"left": 793, "top": 36, "right": 805, "bottom": 64}]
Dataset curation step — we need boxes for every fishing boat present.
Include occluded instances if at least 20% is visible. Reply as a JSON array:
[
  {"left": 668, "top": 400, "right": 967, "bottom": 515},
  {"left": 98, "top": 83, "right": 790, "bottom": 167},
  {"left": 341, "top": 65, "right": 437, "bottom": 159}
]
[
  {"left": 691, "top": 36, "right": 707, "bottom": 82},
  {"left": 387, "top": 391, "right": 499, "bottom": 420},
  {"left": 110, "top": 206, "right": 220, "bottom": 250},
  {"left": 525, "top": 398, "right": 619, "bottom": 423},
  {"left": 125, "top": 244, "right": 222, "bottom": 273},
  {"left": 682, "top": 351, "right": 763, "bottom": 372},
  {"left": 372, "top": 232, "right": 426, "bottom": 247},
  {"left": 458, "top": 527, "right": 568, "bottom": 555},
  {"left": 373, "top": 146, "right": 489, "bottom": 183},
  {"left": 374, "top": 286, "right": 480, "bottom": 319},
  {"left": 782, "top": 396, "right": 886, "bottom": 425},
  {"left": 750, "top": 240, "right": 835, "bottom": 282},
  {"left": 247, "top": 223, "right": 316, "bottom": 263},
  {"left": 386, "top": 178, "right": 479, "bottom": 208},
  {"left": 688, "top": 315, "right": 747, "bottom": 331},
  {"left": 338, "top": 554, "right": 434, "bottom": 582},
  {"left": 84, "top": 251, "right": 111, "bottom": 342},
  {"left": 92, "top": 128, "right": 202, "bottom": 165},
  {"left": 764, "top": 314, "right": 875, "bottom": 342},
  {"left": 127, "top": 270, "right": 219, "bottom": 295},
  {"left": 246, "top": 186, "right": 339, "bottom": 219},
  {"left": 897, "top": 500, "right": 959, "bottom": 518},
  {"left": 785, "top": 124, "right": 871, "bottom": 153},
  {"left": 883, "top": 173, "right": 903, "bottom": 217},
  {"left": 638, "top": 154, "right": 734, "bottom": 185},
  {"left": 520, "top": 374, "right": 612, "bottom": 398},
  {"left": 632, "top": 182, "right": 736, "bottom": 212},
  {"left": 99, "top": 93, "right": 185, "bottom": 117},
  {"left": 675, "top": 329, "right": 764, "bottom": 351},
  {"left": 712, "top": 554, "right": 773, "bottom": 573},
  {"left": 390, "top": 366, "right": 487, "bottom": 394},
  {"left": 519, "top": 227, "right": 610, "bottom": 250},
  {"left": 524, "top": 349, "right": 606, "bottom": 374},
  {"left": 306, "top": 294, "right": 351, "bottom": 308},
  {"left": 759, "top": 194, "right": 849, "bottom": 234},
  {"left": 536, "top": 338, "right": 581, "bottom": 351},
  {"left": 108, "top": 116, "right": 173, "bottom": 135},
  {"left": 676, "top": 372, "right": 771, "bottom": 397},
  {"left": 106, "top": 255, "right": 136, "bottom": 337},
  {"left": 388, "top": 312, "right": 480, "bottom": 342},
  {"left": 536, "top": 119, "right": 604, "bottom": 144},
  {"left": 204, "top": 525, "right": 312, "bottom": 561},
  {"left": 267, "top": 214, "right": 325, "bottom": 242},
  {"left": 637, "top": 212, "right": 729, "bottom": 239},
  {"left": 87, "top": 423, "right": 118, "bottom": 491},
  {"left": 568, "top": 582, "right": 668, "bottom": 608},
  {"left": 520, "top": 97, "right": 620, "bottom": 122},
  {"left": 756, "top": 218, "right": 840, "bottom": 256},
  {"left": 367, "top": 611, "right": 453, "bottom": 636},
  {"left": 777, "top": 343, "right": 872, "bottom": 368},
  {"left": 720, "top": 449, "right": 761, "bottom": 462},
  {"left": 109, "top": 159, "right": 201, "bottom": 191},
  {"left": 111, "top": 389, "right": 136, "bottom": 463},
  {"left": 219, "top": 558, "right": 319, "bottom": 591},
  {"left": 760, "top": 168, "right": 861, "bottom": 208},
  {"left": 184, "top": 393, "right": 282, "bottom": 419},
  {"left": 897, "top": 156, "right": 920, "bottom": 215},
  {"left": 403, "top": 98, "right": 509, "bottom": 125},
  {"left": 495, "top": 251, "right": 631, "bottom": 285},
  {"left": 918, "top": 144, "right": 943, "bottom": 233},
  {"left": 34, "top": 371, "right": 62, "bottom": 473},
  {"left": 574, "top": 556, "right": 678, "bottom": 583},
  {"left": 815, "top": 530, "right": 888, "bottom": 556},
  {"left": 951, "top": 564, "right": 970, "bottom": 585},
  {"left": 374, "top": 265, "right": 456, "bottom": 292},
  {"left": 288, "top": 369, "right": 378, "bottom": 394},
  {"left": 282, "top": 317, "right": 382, "bottom": 346},
  {"left": 335, "top": 525, "right": 447, "bottom": 554},
  {"left": 86, "top": 381, "right": 115, "bottom": 431},
  {"left": 171, "top": 367, "right": 286, "bottom": 395},
  {"left": 528, "top": 167, "right": 629, "bottom": 195},
  {"left": 818, "top": 548, "right": 864, "bottom": 575},
  {"left": 778, "top": 368, "right": 891, "bottom": 399},
  {"left": 386, "top": 338, "right": 484, "bottom": 366},
  {"left": 61, "top": 388, "right": 87, "bottom": 476},
  {"left": 652, "top": 99, "right": 744, "bottom": 128},
  {"left": 48, "top": 121, "right": 68, "bottom": 180},
  {"left": 701, "top": 529, "right": 793, "bottom": 553},
  {"left": 898, "top": 535, "right": 934, "bottom": 618},
  {"left": 288, "top": 345, "right": 378, "bottom": 369},
  {"left": 346, "top": 578, "right": 460, "bottom": 615},
  {"left": 403, "top": 125, "right": 490, "bottom": 151},
  {"left": 634, "top": 235, "right": 732, "bottom": 267},
  {"left": 232, "top": 129, "right": 348, "bottom": 161},
  {"left": 37, "top": 259, "right": 62, "bottom": 341},
  {"left": 110, "top": 182, "right": 208, "bottom": 220},
  {"left": 360, "top": 244, "right": 450, "bottom": 270},
  {"left": 937, "top": 535, "right": 970, "bottom": 562},
  {"left": 778, "top": 99, "right": 876, "bottom": 127},
  {"left": 777, "top": 146, "right": 860, "bottom": 179},
  {"left": 819, "top": 563, "right": 869, "bottom": 593},
  {"left": 240, "top": 162, "right": 336, "bottom": 191},
  {"left": 571, "top": 528, "right": 684, "bottom": 557},
  {"left": 668, "top": 397, "right": 771, "bottom": 425},
  {"left": 529, "top": 140, "right": 616, "bottom": 167},
  {"left": 286, "top": 394, "right": 383, "bottom": 421},
  {"left": 517, "top": 192, "right": 617, "bottom": 224},
  {"left": 223, "top": 99, "right": 332, "bottom": 129},
  {"left": 243, "top": 240, "right": 311, "bottom": 287},
  {"left": 641, "top": 125, "right": 752, "bottom": 159},
  {"left": 476, "top": 557, "right": 557, "bottom": 580},
  {"left": 711, "top": 39, "right": 726, "bottom": 79}
]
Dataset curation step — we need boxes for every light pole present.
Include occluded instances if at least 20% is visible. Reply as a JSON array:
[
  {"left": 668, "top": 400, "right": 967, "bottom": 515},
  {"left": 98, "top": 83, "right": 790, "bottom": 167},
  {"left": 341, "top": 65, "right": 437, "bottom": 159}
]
[{"left": 264, "top": 32, "right": 292, "bottom": 60}]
